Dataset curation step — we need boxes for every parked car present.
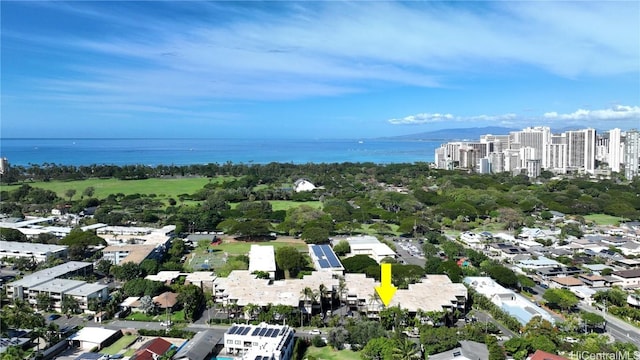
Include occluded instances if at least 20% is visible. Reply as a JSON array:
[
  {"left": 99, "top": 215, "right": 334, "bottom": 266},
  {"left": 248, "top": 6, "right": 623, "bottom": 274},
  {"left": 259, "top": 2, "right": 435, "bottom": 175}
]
[
  {"left": 47, "top": 314, "right": 61, "bottom": 321},
  {"left": 160, "top": 320, "right": 172, "bottom": 327},
  {"left": 309, "top": 329, "right": 321, "bottom": 335}
]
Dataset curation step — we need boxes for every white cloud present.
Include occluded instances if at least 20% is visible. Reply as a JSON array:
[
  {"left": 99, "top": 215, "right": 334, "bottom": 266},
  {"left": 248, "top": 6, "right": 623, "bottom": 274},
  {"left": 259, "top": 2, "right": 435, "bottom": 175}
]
[
  {"left": 390, "top": 106, "right": 639, "bottom": 126},
  {"left": 543, "top": 105, "right": 640, "bottom": 121},
  {"left": 388, "top": 113, "right": 454, "bottom": 125}
]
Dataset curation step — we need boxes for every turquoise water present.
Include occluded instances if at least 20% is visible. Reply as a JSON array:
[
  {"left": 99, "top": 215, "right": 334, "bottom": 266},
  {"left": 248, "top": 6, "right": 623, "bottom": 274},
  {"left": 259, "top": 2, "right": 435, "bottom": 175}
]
[
  {"left": 0, "top": 138, "right": 439, "bottom": 166},
  {"left": 213, "top": 357, "right": 234, "bottom": 360}
]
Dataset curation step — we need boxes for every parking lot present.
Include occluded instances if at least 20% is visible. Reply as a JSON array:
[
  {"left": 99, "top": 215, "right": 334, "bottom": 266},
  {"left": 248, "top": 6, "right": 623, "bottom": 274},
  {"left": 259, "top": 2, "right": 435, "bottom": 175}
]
[{"left": 391, "top": 238, "right": 426, "bottom": 266}]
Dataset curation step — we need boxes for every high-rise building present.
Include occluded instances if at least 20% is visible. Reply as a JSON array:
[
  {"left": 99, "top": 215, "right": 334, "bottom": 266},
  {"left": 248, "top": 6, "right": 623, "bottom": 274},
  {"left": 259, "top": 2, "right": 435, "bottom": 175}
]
[
  {"left": 609, "top": 128, "right": 623, "bottom": 173},
  {"left": 0, "top": 157, "right": 8, "bottom": 175},
  {"left": 566, "top": 128, "right": 596, "bottom": 175},
  {"left": 624, "top": 130, "right": 640, "bottom": 180}
]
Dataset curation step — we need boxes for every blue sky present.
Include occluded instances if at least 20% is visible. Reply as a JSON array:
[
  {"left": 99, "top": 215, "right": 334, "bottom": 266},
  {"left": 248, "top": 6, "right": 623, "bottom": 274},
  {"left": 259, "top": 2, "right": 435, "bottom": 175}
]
[{"left": 1, "top": 1, "right": 639, "bottom": 139}]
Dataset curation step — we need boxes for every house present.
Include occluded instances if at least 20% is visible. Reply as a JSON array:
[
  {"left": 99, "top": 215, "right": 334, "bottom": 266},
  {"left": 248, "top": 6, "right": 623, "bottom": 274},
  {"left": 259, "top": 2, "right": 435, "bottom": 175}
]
[
  {"left": 173, "top": 330, "right": 220, "bottom": 360},
  {"left": 612, "top": 269, "right": 640, "bottom": 288},
  {"left": 614, "top": 258, "right": 640, "bottom": 269},
  {"left": 488, "top": 243, "right": 529, "bottom": 262},
  {"left": 578, "top": 274, "right": 607, "bottom": 287},
  {"left": 536, "top": 266, "right": 584, "bottom": 281},
  {"left": 67, "top": 328, "right": 121, "bottom": 351},
  {"left": 130, "top": 337, "right": 174, "bottom": 360},
  {"left": 549, "top": 276, "right": 584, "bottom": 289},
  {"left": 343, "top": 235, "right": 396, "bottom": 263},
  {"left": 527, "top": 349, "right": 569, "bottom": 360},
  {"left": 516, "top": 256, "right": 561, "bottom": 271},
  {"left": 153, "top": 291, "right": 179, "bottom": 312},
  {"left": 293, "top": 179, "right": 316, "bottom": 192},
  {"left": 582, "top": 264, "right": 613, "bottom": 275},
  {"left": 430, "top": 340, "right": 489, "bottom": 360}
]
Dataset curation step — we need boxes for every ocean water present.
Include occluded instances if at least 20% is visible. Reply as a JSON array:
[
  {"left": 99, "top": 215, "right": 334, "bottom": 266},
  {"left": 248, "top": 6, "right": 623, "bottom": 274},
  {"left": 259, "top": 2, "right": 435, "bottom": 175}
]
[{"left": 0, "top": 138, "right": 440, "bottom": 166}]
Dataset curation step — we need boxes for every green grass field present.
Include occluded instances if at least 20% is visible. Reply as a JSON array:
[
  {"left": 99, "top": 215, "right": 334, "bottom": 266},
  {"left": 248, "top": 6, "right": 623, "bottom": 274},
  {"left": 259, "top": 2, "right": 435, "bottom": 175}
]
[
  {"left": 1, "top": 177, "right": 223, "bottom": 199},
  {"left": 584, "top": 214, "right": 624, "bottom": 226},
  {"left": 100, "top": 334, "right": 138, "bottom": 355},
  {"left": 304, "top": 346, "right": 361, "bottom": 360},
  {"left": 186, "top": 237, "right": 308, "bottom": 273}
]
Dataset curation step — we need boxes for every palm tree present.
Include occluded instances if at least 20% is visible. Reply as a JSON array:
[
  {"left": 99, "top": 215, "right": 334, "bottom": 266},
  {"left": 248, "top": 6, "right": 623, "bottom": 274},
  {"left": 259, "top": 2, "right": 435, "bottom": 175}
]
[
  {"left": 338, "top": 276, "right": 347, "bottom": 307},
  {"left": 317, "top": 284, "right": 328, "bottom": 315},
  {"left": 244, "top": 303, "right": 260, "bottom": 321},
  {"left": 368, "top": 292, "right": 382, "bottom": 319},
  {"left": 300, "top": 287, "right": 316, "bottom": 326},
  {"left": 392, "top": 338, "right": 421, "bottom": 360}
]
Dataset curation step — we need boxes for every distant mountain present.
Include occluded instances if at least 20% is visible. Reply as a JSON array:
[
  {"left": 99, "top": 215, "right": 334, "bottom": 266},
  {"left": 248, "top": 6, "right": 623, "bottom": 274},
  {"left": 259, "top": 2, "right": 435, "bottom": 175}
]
[{"left": 389, "top": 126, "right": 518, "bottom": 141}]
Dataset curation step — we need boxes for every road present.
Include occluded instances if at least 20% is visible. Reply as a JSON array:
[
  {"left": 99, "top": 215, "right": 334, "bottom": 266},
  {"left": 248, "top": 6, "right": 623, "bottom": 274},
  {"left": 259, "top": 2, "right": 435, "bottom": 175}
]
[
  {"left": 529, "top": 284, "right": 640, "bottom": 347},
  {"left": 470, "top": 309, "right": 517, "bottom": 339}
]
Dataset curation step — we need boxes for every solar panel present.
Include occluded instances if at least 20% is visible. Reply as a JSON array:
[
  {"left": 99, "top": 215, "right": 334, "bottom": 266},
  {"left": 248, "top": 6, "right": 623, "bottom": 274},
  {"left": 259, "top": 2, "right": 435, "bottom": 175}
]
[
  {"left": 255, "top": 356, "right": 262, "bottom": 360},
  {"left": 228, "top": 326, "right": 238, "bottom": 335},
  {"left": 270, "top": 329, "right": 279, "bottom": 337},
  {"left": 312, "top": 245, "right": 323, "bottom": 257},
  {"left": 242, "top": 327, "right": 252, "bottom": 335},
  {"left": 318, "top": 259, "right": 330, "bottom": 268},
  {"left": 264, "top": 329, "right": 272, "bottom": 337},
  {"left": 251, "top": 328, "right": 260, "bottom": 336},
  {"left": 258, "top": 328, "right": 267, "bottom": 336}
]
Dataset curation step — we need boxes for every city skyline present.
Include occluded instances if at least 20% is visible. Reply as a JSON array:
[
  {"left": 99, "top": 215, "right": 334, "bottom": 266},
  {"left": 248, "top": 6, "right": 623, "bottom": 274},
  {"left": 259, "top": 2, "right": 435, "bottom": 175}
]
[{"left": 2, "top": 1, "right": 639, "bottom": 139}]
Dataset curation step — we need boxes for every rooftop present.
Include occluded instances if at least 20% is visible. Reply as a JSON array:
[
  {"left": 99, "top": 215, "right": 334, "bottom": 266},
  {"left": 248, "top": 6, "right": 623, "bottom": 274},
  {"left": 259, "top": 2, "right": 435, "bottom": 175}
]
[
  {"left": 0, "top": 241, "right": 67, "bottom": 255},
  {"left": 248, "top": 245, "right": 276, "bottom": 273},
  {"left": 173, "top": 330, "right": 220, "bottom": 360},
  {"left": 7, "top": 261, "right": 93, "bottom": 288},
  {"left": 67, "top": 327, "right": 120, "bottom": 344},
  {"left": 30, "top": 278, "right": 86, "bottom": 293},
  {"left": 613, "top": 269, "right": 640, "bottom": 278},
  {"left": 309, "top": 244, "right": 344, "bottom": 270},
  {"left": 550, "top": 276, "right": 584, "bottom": 287},
  {"left": 65, "top": 282, "right": 108, "bottom": 297}
]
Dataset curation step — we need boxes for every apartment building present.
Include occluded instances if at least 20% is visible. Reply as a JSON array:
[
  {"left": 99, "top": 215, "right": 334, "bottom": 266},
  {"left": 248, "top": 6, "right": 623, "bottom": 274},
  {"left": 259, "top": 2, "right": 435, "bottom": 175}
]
[
  {"left": 0, "top": 241, "right": 68, "bottom": 263},
  {"left": 222, "top": 323, "right": 295, "bottom": 360}
]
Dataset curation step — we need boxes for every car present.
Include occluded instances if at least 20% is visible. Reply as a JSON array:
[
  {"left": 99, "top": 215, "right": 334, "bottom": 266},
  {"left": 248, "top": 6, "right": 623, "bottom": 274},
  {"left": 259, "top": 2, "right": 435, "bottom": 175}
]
[
  {"left": 309, "top": 329, "right": 321, "bottom": 335},
  {"left": 109, "top": 355, "right": 124, "bottom": 359},
  {"left": 160, "top": 320, "right": 173, "bottom": 327},
  {"left": 564, "top": 337, "right": 579, "bottom": 344},
  {"left": 47, "top": 314, "right": 61, "bottom": 321}
]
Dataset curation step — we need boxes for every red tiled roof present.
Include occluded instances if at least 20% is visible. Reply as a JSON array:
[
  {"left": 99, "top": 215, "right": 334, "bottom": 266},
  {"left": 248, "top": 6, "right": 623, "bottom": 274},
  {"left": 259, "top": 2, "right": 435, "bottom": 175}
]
[
  {"left": 529, "top": 350, "right": 569, "bottom": 360},
  {"left": 131, "top": 338, "right": 173, "bottom": 360}
]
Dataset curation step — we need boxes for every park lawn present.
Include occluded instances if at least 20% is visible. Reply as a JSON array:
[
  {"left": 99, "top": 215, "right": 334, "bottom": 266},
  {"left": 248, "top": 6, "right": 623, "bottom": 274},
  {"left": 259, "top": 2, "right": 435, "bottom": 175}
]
[
  {"left": 229, "top": 200, "right": 322, "bottom": 211},
  {"left": 584, "top": 214, "right": 623, "bottom": 226},
  {"left": 2, "top": 177, "right": 224, "bottom": 199},
  {"left": 100, "top": 334, "right": 138, "bottom": 355},
  {"left": 304, "top": 346, "right": 361, "bottom": 360},
  {"left": 212, "top": 238, "right": 309, "bottom": 256}
]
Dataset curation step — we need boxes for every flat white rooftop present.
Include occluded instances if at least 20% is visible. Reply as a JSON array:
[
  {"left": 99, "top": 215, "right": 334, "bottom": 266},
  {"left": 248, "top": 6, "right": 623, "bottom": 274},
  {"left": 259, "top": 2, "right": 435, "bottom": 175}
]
[
  {"left": 7, "top": 261, "right": 93, "bottom": 288},
  {"left": 30, "top": 279, "right": 86, "bottom": 293},
  {"left": 0, "top": 241, "right": 67, "bottom": 254},
  {"left": 248, "top": 245, "right": 276, "bottom": 273},
  {"left": 65, "top": 282, "right": 108, "bottom": 297}
]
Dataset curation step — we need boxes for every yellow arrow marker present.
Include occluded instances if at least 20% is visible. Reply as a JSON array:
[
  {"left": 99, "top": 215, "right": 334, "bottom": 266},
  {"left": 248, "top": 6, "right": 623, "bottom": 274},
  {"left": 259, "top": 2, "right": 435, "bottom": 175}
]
[{"left": 375, "top": 263, "right": 397, "bottom": 306}]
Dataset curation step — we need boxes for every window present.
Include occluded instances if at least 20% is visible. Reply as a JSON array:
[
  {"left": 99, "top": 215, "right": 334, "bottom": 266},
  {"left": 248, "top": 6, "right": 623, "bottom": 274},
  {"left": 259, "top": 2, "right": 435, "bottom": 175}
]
[{"left": 227, "top": 340, "right": 233, "bottom": 344}]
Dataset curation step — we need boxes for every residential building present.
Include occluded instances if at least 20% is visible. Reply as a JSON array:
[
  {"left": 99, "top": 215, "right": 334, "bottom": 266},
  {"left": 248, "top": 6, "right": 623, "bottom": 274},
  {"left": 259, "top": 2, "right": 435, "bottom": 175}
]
[
  {"left": 102, "top": 244, "right": 160, "bottom": 265},
  {"left": 6, "top": 261, "right": 93, "bottom": 300},
  {"left": 549, "top": 276, "right": 584, "bottom": 289},
  {"left": 624, "top": 130, "right": 640, "bottom": 180},
  {"left": 430, "top": 341, "right": 489, "bottom": 360},
  {"left": 130, "top": 338, "right": 174, "bottom": 360},
  {"left": 0, "top": 241, "right": 68, "bottom": 263},
  {"left": 222, "top": 323, "right": 295, "bottom": 360},
  {"left": 173, "top": 330, "right": 220, "bottom": 360},
  {"left": 67, "top": 328, "right": 122, "bottom": 351},
  {"left": 464, "top": 277, "right": 556, "bottom": 325},
  {"left": 249, "top": 245, "right": 277, "bottom": 279},
  {"left": 612, "top": 269, "right": 640, "bottom": 288},
  {"left": 343, "top": 235, "right": 396, "bottom": 263},
  {"left": 308, "top": 244, "right": 344, "bottom": 274},
  {"left": 608, "top": 128, "right": 623, "bottom": 172},
  {"left": 578, "top": 274, "right": 607, "bottom": 288},
  {"left": 293, "top": 179, "right": 316, "bottom": 192}
]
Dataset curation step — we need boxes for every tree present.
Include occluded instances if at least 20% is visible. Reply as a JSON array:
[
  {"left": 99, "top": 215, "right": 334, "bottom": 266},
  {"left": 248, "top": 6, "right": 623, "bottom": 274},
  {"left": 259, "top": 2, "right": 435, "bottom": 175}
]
[
  {"left": 561, "top": 222, "right": 584, "bottom": 238},
  {"left": 110, "top": 262, "right": 144, "bottom": 281},
  {"left": 342, "top": 255, "right": 378, "bottom": 273},
  {"left": 139, "top": 295, "right": 156, "bottom": 315},
  {"left": 361, "top": 337, "right": 398, "bottom": 360},
  {"left": 326, "top": 326, "right": 349, "bottom": 350},
  {"left": 61, "top": 295, "right": 80, "bottom": 316},
  {"left": 486, "top": 265, "right": 518, "bottom": 288},
  {"left": 300, "top": 287, "right": 316, "bottom": 326},
  {"left": 275, "top": 246, "right": 305, "bottom": 278},
  {"left": 333, "top": 240, "right": 351, "bottom": 256},
  {"left": 317, "top": 284, "right": 328, "bottom": 315},
  {"left": 582, "top": 311, "right": 605, "bottom": 331},
  {"left": 82, "top": 186, "right": 95, "bottom": 199},
  {"left": 517, "top": 275, "right": 535, "bottom": 290},
  {"left": 95, "top": 259, "right": 113, "bottom": 275},
  {"left": 65, "top": 189, "right": 77, "bottom": 201},
  {"left": 543, "top": 288, "right": 578, "bottom": 311},
  {"left": 177, "top": 285, "right": 205, "bottom": 322},
  {"left": 0, "top": 228, "right": 27, "bottom": 242},
  {"left": 301, "top": 226, "right": 330, "bottom": 244},
  {"left": 392, "top": 338, "right": 421, "bottom": 360},
  {"left": 36, "top": 293, "right": 52, "bottom": 312}
]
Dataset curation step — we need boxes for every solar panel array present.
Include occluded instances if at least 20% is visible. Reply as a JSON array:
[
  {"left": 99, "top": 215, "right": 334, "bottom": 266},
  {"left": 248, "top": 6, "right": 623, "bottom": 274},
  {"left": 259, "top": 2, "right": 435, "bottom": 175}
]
[
  {"left": 312, "top": 245, "right": 343, "bottom": 269},
  {"left": 232, "top": 325, "right": 285, "bottom": 338}
]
